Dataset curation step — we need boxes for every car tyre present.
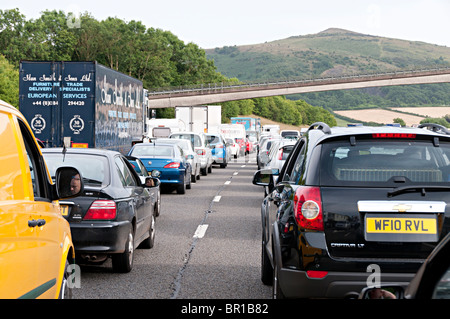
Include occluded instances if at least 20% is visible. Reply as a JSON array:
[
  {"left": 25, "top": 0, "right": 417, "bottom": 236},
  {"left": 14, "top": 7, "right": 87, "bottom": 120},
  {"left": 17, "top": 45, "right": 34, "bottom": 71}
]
[
  {"left": 140, "top": 214, "right": 155, "bottom": 249},
  {"left": 59, "top": 259, "right": 73, "bottom": 299},
  {"left": 154, "top": 189, "right": 161, "bottom": 217},
  {"left": 207, "top": 164, "right": 212, "bottom": 173},
  {"left": 261, "top": 241, "right": 273, "bottom": 285},
  {"left": 177, "top": 181, "right": 186, "bottom": 194},
  {"left": 112, "top": 228, "right": 134, "bottom": 273},
  {"left": 273, "top": 260, "right": 285, "bottom": 299},
  {"left": 186, "top": 173, "right": 191, "bottom": 189}
]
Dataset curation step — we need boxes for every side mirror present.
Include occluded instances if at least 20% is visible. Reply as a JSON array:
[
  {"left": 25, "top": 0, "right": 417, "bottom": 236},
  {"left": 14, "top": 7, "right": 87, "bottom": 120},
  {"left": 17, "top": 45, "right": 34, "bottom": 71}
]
[
  {"left": 151, "top": 170, "right": 161, "bottom": 178},
  {"left": 144, "top": 177, "right": 160, "bottom": 188},
  {"left": 253, "top": 169, "right": 279, "bottom": 186},
  {"left": 55, "top": 167, "right": 84, "bottom": 199},
  {"left": 359, "top": 286, "right": 405, "bottom": 299}
]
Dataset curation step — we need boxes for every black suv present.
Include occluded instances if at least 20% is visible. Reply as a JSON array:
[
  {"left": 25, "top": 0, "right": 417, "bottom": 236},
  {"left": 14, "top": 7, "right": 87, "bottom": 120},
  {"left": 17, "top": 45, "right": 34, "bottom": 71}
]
[{"left": 253, "top": 122, "right": 450, "bottom": 298}]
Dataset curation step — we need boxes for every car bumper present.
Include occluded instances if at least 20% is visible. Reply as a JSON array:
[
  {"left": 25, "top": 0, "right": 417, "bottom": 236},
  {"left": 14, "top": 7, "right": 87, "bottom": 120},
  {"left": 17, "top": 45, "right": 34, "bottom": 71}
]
[
  {"left": 70, "top": 220, "right": 131, "bottom": 254},
  {"left": 278, "top": 267, "right": 414, "bottom": 299},
  {"left": 198, "top": 156, "right": 209, "bottom": 168},
  {"left": 158, "top": 169, "right": 185, "bottom": 184}
]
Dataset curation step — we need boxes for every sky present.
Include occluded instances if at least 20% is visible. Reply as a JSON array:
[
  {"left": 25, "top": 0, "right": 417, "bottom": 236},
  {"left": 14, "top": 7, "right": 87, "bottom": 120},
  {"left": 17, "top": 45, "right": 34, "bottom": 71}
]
[{"left": 2, "top": 0, "right": 450, "bottom": 49}]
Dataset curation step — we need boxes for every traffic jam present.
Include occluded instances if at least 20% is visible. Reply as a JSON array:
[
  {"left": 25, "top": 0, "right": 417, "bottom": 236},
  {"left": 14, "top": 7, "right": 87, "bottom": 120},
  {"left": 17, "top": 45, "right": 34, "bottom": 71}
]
[{"left": 1, "top": 60, "right": 449, "bottom": 301}]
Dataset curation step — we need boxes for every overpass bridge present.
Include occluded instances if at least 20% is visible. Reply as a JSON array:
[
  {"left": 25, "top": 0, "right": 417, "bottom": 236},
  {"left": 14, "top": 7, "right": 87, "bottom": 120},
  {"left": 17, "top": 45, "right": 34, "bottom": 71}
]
[{"left": 146, "top": 67, "right": 450, "bottom": 108}]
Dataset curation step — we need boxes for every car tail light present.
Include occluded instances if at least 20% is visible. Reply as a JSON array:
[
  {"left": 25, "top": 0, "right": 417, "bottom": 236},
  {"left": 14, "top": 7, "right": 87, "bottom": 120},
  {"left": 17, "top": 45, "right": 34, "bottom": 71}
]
[
  {"left": 277, "top": 148, "right": 283, "bottom": 160},
  {"left": 306, "top": 270, "right": 328, "bottom": 279},
  {"left": 294, "top": 186, "right": 323, "bottom": 231},
  {"left": 372, "top": 133, "right": 416, "bottom": 139},
  {"left": 164, "top": 162, "right": 180, "bottom": 168},
  {"left": 196, "top": 149, "right": 206, "bottom": 156},
  {"left": 84, "top": 200, "right": 116, "bottom": 220}
]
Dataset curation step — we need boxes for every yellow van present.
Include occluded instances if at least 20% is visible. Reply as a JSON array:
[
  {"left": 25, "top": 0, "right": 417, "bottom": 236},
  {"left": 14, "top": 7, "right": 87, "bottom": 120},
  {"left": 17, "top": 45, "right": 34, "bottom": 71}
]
[{"left": 0, "top": 99, "right": 82, "bottom": 299}]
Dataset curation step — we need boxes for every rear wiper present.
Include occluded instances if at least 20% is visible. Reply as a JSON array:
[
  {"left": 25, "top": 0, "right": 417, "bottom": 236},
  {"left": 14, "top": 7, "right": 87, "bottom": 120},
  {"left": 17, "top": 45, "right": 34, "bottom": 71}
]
[{"left": 388, "top": 185, "right": 450, "bottom": 197}]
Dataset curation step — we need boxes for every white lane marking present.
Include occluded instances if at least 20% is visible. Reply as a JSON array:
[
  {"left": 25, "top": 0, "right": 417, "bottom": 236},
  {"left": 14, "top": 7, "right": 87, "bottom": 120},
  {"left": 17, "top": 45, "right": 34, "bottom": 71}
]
[
  {"left": 193, "top": 225, "right": 209, "bottom": 238},
  {"left": 233, "top": 171, "right": 239, "bottom": 175},
  {"left": 224, "top": 181, "right": 231, "bottom": 185},
  {"left": 241, "top": 165, "right": 246, "bottom": 168},
  {"left": 213, "top": 196, "right": 221, "bottom": 202}
]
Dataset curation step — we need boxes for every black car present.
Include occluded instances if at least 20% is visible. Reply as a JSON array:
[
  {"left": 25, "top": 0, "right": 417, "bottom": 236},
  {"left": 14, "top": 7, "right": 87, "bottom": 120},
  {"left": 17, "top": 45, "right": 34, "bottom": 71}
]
[
  {"left": 126, "top": 155, "right": 161, "bottom": 217},
  {"left": 42, "top": 148, "right": 160, "bottom": 273},
  {"left": 253, "top": 122, "right": 450, "bottom": 298}
]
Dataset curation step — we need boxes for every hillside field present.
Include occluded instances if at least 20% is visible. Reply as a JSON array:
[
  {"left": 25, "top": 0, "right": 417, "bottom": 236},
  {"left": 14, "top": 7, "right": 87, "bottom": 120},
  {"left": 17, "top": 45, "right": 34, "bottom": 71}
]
[{"left": 334, "top": 106, "right": 450, "bottom": 126}]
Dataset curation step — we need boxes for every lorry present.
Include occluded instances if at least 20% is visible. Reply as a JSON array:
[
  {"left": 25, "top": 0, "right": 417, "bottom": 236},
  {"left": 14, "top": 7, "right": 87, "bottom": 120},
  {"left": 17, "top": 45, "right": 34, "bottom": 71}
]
[
  {"left": 231, "top": 117, "right": 261, "bottom": 131},
  {"left": 262, "top": 124, "right": 280, "bottom": 135},
  {"left": 19, "top": 61, "right": 144, "bottom": 155},
  {"left": 219, "top": 123, "right": 247, "bottom": 156},
  {"left": 146, "top": 118, "right": 186, "bottom": 138},
  {"left": 175, "top": 105, "right": 221, "bottom": 133}
]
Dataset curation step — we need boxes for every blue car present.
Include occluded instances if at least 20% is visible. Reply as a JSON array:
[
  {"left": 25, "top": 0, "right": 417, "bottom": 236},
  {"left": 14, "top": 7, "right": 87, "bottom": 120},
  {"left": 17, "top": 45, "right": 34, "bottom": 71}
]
[
  {"left": 205, "top": 133, "right": 229, "bottom": 168},
  {"left": 128, "top": 143, "right": 191, "bottom": 194}
]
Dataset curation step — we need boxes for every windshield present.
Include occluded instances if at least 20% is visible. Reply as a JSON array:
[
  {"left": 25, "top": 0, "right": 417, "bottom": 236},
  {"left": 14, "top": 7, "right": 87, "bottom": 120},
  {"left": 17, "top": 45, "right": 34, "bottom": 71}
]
[
  {"left": 320, "top": 138, "right": 450, "bottom": 186},
  {"left": 205, "top": 135, "right": 221, "bottom": 145},
  {"left": 170, "top": 134, "right": 202, "bottom": 147},
  {"left": 130, "top": 145, "right": 174, "bottom": 157},
  {"left": 43, "top": 153, "right": 110, "bottom": 186}
]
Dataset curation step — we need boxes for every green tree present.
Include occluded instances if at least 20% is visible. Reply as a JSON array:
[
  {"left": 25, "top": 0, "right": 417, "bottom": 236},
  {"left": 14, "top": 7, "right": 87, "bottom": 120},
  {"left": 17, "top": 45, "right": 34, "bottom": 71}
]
[{"left": 0, "top": 54, "right": 19, "bottom": 107}]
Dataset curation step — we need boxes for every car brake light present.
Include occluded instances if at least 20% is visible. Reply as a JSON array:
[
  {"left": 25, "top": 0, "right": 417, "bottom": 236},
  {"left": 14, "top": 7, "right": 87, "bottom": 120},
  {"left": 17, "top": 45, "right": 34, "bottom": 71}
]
[
  {"left": 196, "top": 149, "right": 206, "bottom": 156},
  {"left": 372, "top": 133, "right": 416, "bottom": 139},
  {"left": 294, "top": 186, "right": 323, "bottom": 231},
  {"left": 306, "top": 270, "right": 328, "bottom": 279},
  {"left": 84, "top": 200, "right": 116, "bottom": 220},
  {"left": 277, "top": 148, "right": 283, "bottom": 160},
  {"left": 164, "top": 162, "right": 180, "bottom": 168}
]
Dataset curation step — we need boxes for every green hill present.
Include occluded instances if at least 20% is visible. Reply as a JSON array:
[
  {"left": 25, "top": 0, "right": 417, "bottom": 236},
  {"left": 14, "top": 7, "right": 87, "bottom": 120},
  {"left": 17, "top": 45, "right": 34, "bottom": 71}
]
[
  {"left": 206, "top": 28, "right": 450, "bottom": 81},
  {"left": 206, "top": 28, "right": 450, "bottom": 111}
]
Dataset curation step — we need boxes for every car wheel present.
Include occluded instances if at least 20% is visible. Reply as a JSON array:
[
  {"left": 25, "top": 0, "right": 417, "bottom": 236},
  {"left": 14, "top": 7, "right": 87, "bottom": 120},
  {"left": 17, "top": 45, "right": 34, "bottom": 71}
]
[
  {"left": 186, "top": 173, "right": 191, "bottom": 189},
  {"left": 155, "top": 189, "right": 161, "bottom": 217},
  {"left": 59, "top": 259, "right": 73, "bottom": 299},
  {"left": 207, "top": 164, "right": 212, "bottom": 173},
  {"left": 140, "top": 214, "right": 155, "bottom": 249},
  {"left": 191, "top": 174, "right": 196, "bottom": 183},
  {"left": 177, "top": 181, "right": 186, "bottom": 194},
  {"left": 261, "top": 241, "right": 273, "bottom": 285},
  {"left": 273, "top": 259, "right": 285, "bottom": 299},
  {"left": 201, "top": 167, "right": 207, "bottom": 176},
  {"left": 112, "top": 228, "right": 134, "bottom": 273}
]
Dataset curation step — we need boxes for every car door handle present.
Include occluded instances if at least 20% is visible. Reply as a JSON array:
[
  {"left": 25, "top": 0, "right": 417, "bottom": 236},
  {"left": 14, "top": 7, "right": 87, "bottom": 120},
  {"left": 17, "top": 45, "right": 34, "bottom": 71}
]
[{"left": 28, "top": 219, "right": 46, "bottom": 228}]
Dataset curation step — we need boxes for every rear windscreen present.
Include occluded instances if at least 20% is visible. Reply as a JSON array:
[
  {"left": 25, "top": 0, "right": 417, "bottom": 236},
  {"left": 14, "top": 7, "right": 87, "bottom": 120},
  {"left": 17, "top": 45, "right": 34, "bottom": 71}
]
[
  {"left": 130, "top": 145, "right": 174, "bottom": 157},
  {"left": 320, "top": 137, "right": 450, "bottom": 186},
  {"left": 43, "top": 153, "right": 110, "bottom": 186}
]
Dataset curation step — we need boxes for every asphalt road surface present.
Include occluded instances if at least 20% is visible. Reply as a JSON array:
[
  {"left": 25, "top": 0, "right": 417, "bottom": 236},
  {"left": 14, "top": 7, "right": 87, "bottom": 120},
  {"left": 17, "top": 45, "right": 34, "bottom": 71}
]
[{"left": 72, "top": 154, "right": 272, "bottom": 299}]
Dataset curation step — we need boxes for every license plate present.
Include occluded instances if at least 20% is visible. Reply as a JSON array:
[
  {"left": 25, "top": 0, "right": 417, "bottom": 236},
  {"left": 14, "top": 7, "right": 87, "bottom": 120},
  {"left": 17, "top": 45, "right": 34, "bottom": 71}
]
[{"left": 365, "top": 214, "right": 438, "bottom": 242}]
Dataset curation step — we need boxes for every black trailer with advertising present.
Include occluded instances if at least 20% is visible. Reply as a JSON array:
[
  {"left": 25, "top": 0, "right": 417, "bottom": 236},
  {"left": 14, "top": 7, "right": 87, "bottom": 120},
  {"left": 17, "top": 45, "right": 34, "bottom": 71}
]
[{"left": 19, "top": 61, "right": 144, "bottom": 154}]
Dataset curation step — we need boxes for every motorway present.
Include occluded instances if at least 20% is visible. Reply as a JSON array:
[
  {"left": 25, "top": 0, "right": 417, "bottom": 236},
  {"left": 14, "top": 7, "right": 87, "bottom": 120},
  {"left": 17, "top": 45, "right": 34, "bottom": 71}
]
[{"left": 72, "top": 154, "right": 272, "bottom": 299}]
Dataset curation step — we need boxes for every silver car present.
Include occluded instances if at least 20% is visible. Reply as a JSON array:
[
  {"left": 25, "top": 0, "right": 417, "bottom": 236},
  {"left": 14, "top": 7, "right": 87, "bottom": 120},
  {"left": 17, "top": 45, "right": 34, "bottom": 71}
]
[
  {"left": 155, "top": 138, "right": 201, "bottom": 182},
  {"left": 169, "top": 132, "right": 213, "bottom": 176}
]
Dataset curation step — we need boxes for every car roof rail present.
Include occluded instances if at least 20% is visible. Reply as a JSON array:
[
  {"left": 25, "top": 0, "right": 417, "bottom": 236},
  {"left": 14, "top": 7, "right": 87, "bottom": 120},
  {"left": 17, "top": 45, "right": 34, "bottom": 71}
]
[
  {"left": 418, "top": 123, "right": 450, "bottom": 135},
  {"left": 307, "top": 122, "right": 331, "bottom": 135}
]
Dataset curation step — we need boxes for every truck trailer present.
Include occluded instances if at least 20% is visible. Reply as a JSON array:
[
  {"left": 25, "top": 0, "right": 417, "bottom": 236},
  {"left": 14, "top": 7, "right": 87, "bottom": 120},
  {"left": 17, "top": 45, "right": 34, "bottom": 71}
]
[
  {"left": 19, "top": 61, "right": 144, "bottom": 154},
  {"left": 175, "top": 105, "right": 221, "bottom": 133}
]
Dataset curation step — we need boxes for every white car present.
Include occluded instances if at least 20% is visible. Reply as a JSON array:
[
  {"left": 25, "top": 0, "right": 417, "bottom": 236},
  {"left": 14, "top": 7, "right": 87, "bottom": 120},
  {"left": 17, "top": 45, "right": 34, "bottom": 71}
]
[
  {"left": 226, "top": 138, "right": 240, "bottom": 159},
  {"left": 169, "top": 132, "right": 213, "bottom": 176}
]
